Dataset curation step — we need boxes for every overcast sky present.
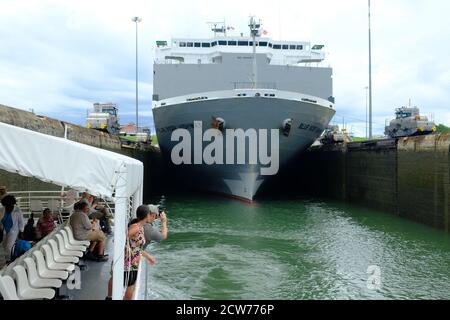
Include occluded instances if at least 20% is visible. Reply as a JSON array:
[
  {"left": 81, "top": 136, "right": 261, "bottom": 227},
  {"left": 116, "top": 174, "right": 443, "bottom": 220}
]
[{"left": 1, "top": 0, "right": 450, "bottom": 136}]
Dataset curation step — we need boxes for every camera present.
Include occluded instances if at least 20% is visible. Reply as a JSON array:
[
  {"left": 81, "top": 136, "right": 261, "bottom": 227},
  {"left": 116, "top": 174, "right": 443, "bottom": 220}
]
[{"left": 156, "top": 196, "right": 166, "bottom": 217}]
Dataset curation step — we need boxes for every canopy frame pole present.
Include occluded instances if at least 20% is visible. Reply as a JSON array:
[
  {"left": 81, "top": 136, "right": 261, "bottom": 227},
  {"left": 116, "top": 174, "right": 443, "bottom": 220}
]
[
  {"left": 112, "top": 164, "right": 128, "bottom": 300},
  {"left": 132, "top": 184, "right": 143, "bottom": 218}
]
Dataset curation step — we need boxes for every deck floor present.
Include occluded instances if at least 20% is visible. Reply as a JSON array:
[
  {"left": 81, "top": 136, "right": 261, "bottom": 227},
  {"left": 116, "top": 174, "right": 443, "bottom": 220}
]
[
  {"left": 1, "top": 233, "right": 115, "bottom": 300},
  {"left": 0, "top": 246, "right": 6, "bottom": 269},
  {"left": 69, "top": 235, "right": 113, "bottom": 300}
]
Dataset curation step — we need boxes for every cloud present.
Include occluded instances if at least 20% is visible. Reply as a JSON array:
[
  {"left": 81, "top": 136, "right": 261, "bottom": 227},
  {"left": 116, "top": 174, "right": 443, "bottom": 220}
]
[{"left": 1, "top": 0, "right": 450, "bottom": 137}]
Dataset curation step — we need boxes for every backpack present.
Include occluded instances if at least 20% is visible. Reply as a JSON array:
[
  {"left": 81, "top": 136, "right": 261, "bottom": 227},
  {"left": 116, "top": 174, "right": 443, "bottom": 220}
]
[{"left": 10, "top": 239, "right": 32, "bottom": 262}]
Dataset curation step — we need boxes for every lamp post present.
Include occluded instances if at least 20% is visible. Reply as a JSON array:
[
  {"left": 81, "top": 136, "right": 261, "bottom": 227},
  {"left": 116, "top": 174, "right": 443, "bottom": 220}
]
[
  {"left": 132, "top": 17, "right": 142, "bottom": 133},
  {"left": 368, "top": 0, "right": 373, "bottom": 139},
  {"left": 365, "top": 86, "right": 369, "bottom": 139}
]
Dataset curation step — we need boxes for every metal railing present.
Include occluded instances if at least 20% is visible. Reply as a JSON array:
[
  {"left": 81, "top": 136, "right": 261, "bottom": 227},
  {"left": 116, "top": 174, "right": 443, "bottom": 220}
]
[
  {"left": 133, "top": 257, "right": 148, "bottom": 300},
  {"left": 7, "top": 190, "right": 115, "bottom": 220},
  {"left": 9, "top": 190, "right": 67, "bottom": 220}
]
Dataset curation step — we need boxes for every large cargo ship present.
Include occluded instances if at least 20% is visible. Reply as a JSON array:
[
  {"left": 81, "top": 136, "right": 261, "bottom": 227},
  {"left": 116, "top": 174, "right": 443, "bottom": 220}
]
[{"left": 152, "top": 18, "right": 336, "bottom": 201}]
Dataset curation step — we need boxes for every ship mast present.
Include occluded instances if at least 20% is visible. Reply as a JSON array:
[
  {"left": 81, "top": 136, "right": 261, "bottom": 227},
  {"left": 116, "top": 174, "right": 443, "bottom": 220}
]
[{"left": 249, "top": 16, "right": 261, "bottom": 89}]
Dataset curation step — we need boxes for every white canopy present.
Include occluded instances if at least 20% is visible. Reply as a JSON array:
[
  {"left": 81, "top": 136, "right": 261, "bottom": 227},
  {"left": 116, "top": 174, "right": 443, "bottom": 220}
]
[
  {"left": 0, "top": 121, "right": 143, "bottom": 199},
  {"left": 0, "top": 121, "right": 144, "bottom": 300}
]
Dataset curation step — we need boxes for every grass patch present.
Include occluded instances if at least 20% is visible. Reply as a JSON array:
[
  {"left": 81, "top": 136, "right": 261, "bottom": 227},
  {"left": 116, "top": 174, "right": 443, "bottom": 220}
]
[
  {"left": 352, "top": 137, "right": 369, "bottom": 142},
  {"left": 436, "top": 124, "right": 450, "bottom": 133},
  {"left": 151, "top": 134, "right": 158, "bottom": 145}
]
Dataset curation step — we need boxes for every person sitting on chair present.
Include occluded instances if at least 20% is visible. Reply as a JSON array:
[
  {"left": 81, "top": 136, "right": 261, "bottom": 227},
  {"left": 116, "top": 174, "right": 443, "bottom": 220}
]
[
  {"left": 23, "top": 213, "right": 37, "bottom": 242},
  {"left": 35, "top": 208, "right": 55, "bottom": 240},
  {"left": 88, "top": 197, "right": 112, "bottom": 235},
  {"left": 70, "top": 201, "right": 108, "bottom": 262}
]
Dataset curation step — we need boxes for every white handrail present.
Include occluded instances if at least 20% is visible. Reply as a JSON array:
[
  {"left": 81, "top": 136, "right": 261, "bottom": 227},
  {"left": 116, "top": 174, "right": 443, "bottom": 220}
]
[
  {"left": 132, "top": 258, "right": 148, "bottom": 300},
  {"left": 6, "top": 190, "right": 116, "bottom": 220}
]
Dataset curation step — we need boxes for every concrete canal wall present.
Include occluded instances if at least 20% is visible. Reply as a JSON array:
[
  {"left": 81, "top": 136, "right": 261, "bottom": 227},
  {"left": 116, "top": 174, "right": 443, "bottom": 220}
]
[
  {"left": 397, "top": 135, "right": 450, "bottom": 231},
  {"left": 0, "top": 104, "right": 122, "bottom": 150},
  {"left": 265, "top": 135, "right": 450, "bottom": 233},
  {"left": 0, "top": 104, "right": 165, "bottom": 201}
]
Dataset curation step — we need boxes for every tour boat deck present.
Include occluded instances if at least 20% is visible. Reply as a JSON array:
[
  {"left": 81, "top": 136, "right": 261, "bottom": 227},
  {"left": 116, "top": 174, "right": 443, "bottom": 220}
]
[{"left": 70, "top": 235, "right": 113, "bottom": 300}]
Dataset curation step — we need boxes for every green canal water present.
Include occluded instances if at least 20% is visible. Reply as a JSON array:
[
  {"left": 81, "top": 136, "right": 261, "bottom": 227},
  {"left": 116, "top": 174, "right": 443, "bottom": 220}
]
[{"left": 145, "top": 194, "right": 450, "bottom": 300}]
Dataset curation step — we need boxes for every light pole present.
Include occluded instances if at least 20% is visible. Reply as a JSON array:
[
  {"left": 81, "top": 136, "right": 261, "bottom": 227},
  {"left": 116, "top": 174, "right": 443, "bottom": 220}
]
[
  {"left": 368, "top": 0, "right": 373, "bottom": 139},
  {"left": 365, "top": 86, "right": 369, "bottom": 139},
  {"left": 132, "top": 16, "right": 142, "bottom": 133}
]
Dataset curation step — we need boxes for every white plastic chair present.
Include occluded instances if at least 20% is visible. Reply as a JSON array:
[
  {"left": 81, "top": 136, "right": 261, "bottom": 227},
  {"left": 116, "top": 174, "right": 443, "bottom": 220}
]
[
  {"left": 30, "top": 199, "right": 43, "bottom": 214},
  {"left": 58, "top": 211, "right": 72, "bottom": 224},
  {"left": 55, "top": 234, "right": 83, "bottom": 258},
  {"left": 64, "top": 226, "right": 90, "bottom": 247},
  {"left": 41, "top": 245, "right": 75, "bottom": 272},
  {"left": 47, "top": 199, "right": 61, "bottom": 213},
  {"left": 48, "top": 239, "right": 79, "bottom": 264},
  {"left": 12, "top": 265, "right": 55, "bottom": 300},
  {"left": 47, "top": 199, "right": 62, "bottom": 222},
  {"left": 59, "top": 231, "right": 87, "bottom": 252},
  {"left": 0, "top": 275, "right": 20, "bottom": 300},
  {"left": 24, "top": 257, "right": 62, "bottom": 288},
  {"left": 32, "top": 251, "right": 69, "bottom": 280}
]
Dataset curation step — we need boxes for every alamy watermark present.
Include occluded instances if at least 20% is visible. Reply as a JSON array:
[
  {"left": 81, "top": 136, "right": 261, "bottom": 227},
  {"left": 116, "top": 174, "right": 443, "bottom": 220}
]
[
  {"left": 170, "top": 121, "right": 280, "bottom": 176},
  {"left": 66, "top": 266, "right": 82, "bottom": 290}
]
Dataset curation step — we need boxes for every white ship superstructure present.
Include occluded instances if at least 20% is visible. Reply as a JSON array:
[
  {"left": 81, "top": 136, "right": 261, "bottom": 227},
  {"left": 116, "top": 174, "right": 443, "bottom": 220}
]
[{"left": 154, "top": 37, "right": 325, "bottom": 66}]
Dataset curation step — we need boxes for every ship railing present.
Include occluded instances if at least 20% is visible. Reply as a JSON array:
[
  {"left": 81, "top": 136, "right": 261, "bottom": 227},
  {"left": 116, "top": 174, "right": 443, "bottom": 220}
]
[
  {"left": 133, "top": 256, "right": 148, "bottom": 300},
  {"left": 268, "top": 58, "right": 328, "bottom": 67},
  {"left": 233, "top": 82, "right": 277, "bottom": 90},
  {"left": 8, "top": 190, "right": 116, "bottom": 221}
]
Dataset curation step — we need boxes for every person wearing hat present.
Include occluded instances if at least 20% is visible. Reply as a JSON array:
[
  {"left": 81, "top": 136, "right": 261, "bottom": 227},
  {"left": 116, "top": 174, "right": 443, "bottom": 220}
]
[
  {"left": 0, "top": 186, "right": 7, "bottom": 200},
  {"left": 143, "top": 204, "right": 168, "bottom": 249}
]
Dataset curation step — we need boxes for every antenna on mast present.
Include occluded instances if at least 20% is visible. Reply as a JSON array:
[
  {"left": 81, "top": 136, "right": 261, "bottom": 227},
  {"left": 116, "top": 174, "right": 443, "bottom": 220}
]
[{"left": 207, "top": 21, "right": 226, "bottom": 37}]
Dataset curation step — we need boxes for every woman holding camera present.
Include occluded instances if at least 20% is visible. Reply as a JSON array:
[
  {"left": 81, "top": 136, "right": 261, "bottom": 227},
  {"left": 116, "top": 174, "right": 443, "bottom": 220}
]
[{"left": 107, "top": 205, "right": 156, "bottom": 300}]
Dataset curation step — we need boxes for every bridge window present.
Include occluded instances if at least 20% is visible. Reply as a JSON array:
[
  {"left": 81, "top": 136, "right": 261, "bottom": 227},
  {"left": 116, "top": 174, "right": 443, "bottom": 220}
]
[
  {"left": 238, "top": 41, "right": 249, "bottom": 46},
  {"left": 228, "top": 40, "right": 237, "bottom": 46},
  {"left": 187, "top": 42, "right": 193, "bottom": 47},
  {"left": 289, "top": 45, "right": 296, "bottom": 50},
  {"left": 179, "top": 42, "right": 186, "bottom": 47},
  {"left": 202, "top": 42, "right": 211, "bottom": 47},
  {"left": 282, "top": 44, "right": 289, "bottom": 50},
  {"left": 194, "top": 42, "right": 201, "bottom": 47},
  {"left": 218, "top": 40, "right": 227, "bottom": 45},
  {"left": 296, "top": 45, "right": 303, "bottom": 50},
  {"left": 273, "top": 44, "right": 281, "bottom": 49},
  {"left": 211, "top": 41, "right": 217, "bottom": 47},
  {"left": 259, "top": 41, "right": 268, "bottom": 47},
  {"left": 268, "top": 43, "right": 273, "bottom": 48}
]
